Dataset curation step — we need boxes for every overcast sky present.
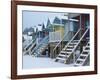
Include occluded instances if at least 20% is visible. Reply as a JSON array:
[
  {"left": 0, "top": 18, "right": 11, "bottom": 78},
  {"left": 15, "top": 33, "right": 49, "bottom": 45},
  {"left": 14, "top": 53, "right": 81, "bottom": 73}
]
[{"left": 22, "top": 11, "right": 67, "bottom": 31}]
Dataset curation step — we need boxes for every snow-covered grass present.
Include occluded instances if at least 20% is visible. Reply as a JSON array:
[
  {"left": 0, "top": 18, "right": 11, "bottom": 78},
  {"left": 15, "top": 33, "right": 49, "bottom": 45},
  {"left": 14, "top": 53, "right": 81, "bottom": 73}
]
[{"left": 23, "top": 55, "right": 74, "bottom": 69}]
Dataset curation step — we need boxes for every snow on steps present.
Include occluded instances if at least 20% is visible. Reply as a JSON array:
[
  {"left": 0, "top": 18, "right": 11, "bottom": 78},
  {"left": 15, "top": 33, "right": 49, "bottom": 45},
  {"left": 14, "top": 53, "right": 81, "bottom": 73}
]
[
  {"left": 74, "top": 41, "right": 90, "bottom": 66},
  {"left": 55, "top": 40, "right": 79, "bottom": 64}
]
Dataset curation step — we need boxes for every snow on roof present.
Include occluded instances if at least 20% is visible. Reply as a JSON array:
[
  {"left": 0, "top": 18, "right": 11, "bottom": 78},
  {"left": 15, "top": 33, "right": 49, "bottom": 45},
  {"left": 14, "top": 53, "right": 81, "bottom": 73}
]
[
  {"left": 57, "top": 15, "right": 68, "bottom": 20},
  {"left": 57, "top": 15, "right": 79, "bottom": 22},
  {"left": 69, "top": 19, "right": 79, "bottom": 22},
  {"left": 37, "top": 25, "right": 42, "bottom": 31}
]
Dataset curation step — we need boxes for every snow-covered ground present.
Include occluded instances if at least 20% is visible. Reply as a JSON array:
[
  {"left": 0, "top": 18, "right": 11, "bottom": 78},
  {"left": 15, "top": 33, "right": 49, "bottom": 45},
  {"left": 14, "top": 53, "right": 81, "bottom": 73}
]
[{"left": 23, "top": 55, "right": 74, "bottom": 69}]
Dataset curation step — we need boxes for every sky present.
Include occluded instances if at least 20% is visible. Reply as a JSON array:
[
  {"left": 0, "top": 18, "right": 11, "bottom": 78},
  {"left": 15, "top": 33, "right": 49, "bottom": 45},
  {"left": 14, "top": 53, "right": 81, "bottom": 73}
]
[{"left": 22, "top": 11, "right": 67, "bottom": 31}]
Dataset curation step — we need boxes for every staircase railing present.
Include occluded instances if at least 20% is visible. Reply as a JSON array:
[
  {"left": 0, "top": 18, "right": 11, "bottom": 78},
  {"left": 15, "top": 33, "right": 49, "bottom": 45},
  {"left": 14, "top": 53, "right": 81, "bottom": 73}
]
[
  {"left": 23, "top": 37, "right": 36, "bottom": 55},
  {"left": 67, "top": 28, "right": 89, "bottom": 52},
  {"left": 24, "top": 38, "right": 36, "bottom": 51},
  {"left": 73, "top": 28, "right": 89, "bottom": 50},
  {"left": 77, "top": 28, "right": 89, "bottom": 45},
  {"left": 55, "top": 28, "right": 89, "bottom": 63},
  {"left": 71, "top": 28, "right": 89, "bottom": 63},
  {"left": 74, "top": 40, "right": 90, "bottom": 66},
  {"left": 63, "top": 28, "right": 81, "bottom": 50},
  {"left": 52, "top": 31, "right": 70, "bottom": 53},
  {"left": 39, "top": 36, "right": 49, "bottom": 44},
  {"left": 31, "top": 35, "right": 49, "bottom": 55},
  {"left": 26, "top": 40, "right": 33, "bottom": 48}
]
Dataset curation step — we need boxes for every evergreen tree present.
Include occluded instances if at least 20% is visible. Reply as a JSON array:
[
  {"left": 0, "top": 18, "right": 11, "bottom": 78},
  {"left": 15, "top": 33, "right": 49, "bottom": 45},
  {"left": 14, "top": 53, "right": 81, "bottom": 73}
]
[{"left": 23, "top": 28, "right": 29, "bottom": 34}]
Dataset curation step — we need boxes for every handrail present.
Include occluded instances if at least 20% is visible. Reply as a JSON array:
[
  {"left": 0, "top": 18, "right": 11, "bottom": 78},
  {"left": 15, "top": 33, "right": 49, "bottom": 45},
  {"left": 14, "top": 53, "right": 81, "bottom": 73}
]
[
  {"left": 31, "top": 35, "right": 49, "bottom": 54},
  {"left": 63, "top": 28, "right": 81, "bottom": 50},
  {"left": 73, "top": 28, "right": 89, "bottom": 64},
  {"left": 24, "top": 40, "right": 33, "bottom": 50},
  {"left": 38, "top": 35, "right": 49, "bottom": 45},
  {"left": 55, "top": 28, "right": 89, "bottom": 62},
  {"left": 24, "top": 35, "right": 49, "bottom": 55},
  {"left": 24, "top": 37, "right": 36, "bottom": 51},
  {"left": 23, "top": 39, "right": 37, "bottom": 55},
  {"left": 74, "top": 40, "right": 90, "bottom": 65},
  {"left": 72, "top": 28, "right": 89, "bottom": 53},
  {"left": 78, "top": 28, "right": 89, "bottom": 43},
  {"left": 53, "top": 31, "right": 70, "bottom": 52}
]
